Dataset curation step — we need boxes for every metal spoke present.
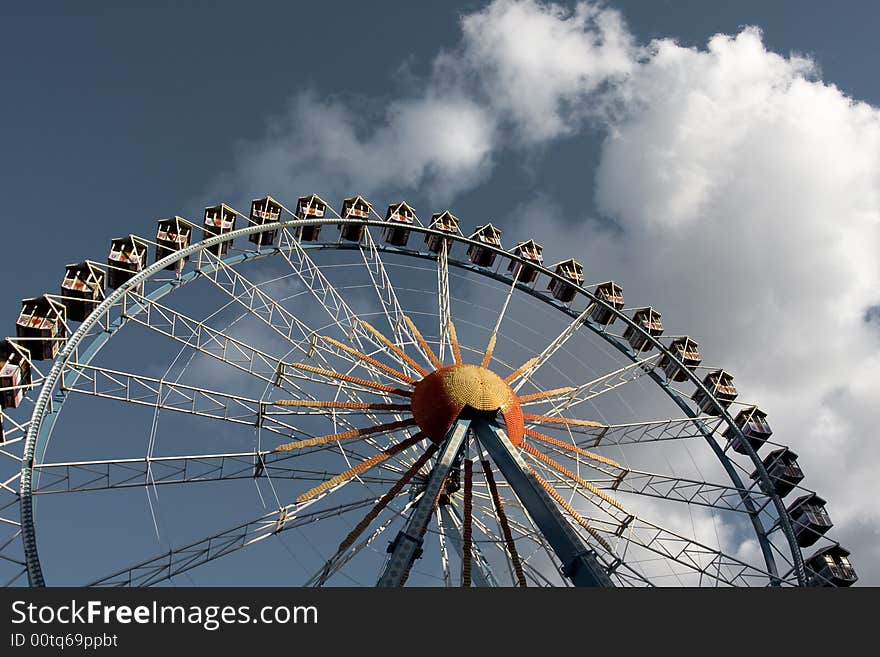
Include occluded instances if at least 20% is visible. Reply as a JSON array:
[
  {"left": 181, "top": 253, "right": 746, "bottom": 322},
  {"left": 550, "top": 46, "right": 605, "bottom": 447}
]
[
  {"left": 31, "top": 452, "right": 398, "bottom": 494},
  {"left": 89, "top": 496, "right": 383, "bottom": 587},
  {"left": 437, "top": 240, "right": 451, "bottom": 363},
  {"left": 359, "top": 227, "right": 432, "bottom": 372}
]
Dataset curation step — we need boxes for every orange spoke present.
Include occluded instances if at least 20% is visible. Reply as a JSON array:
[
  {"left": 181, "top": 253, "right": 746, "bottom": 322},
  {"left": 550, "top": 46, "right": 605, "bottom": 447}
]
[
  {"left": 524, "top": 428, "right": 622, "bottom": 469},
  {"left": 481, "top": 459, "right": 527, "bottom": 587},
  {"left": 517, "top": 387, "right": 576, "bottom": 403},
  {"left": 319, "top": 335, "right": 417, "bottom": 384},
  {"left": 275, "top": 418, "right": 418, "bottom": 452},
  {"left": 273, "top": 399, "right": 410, "bottom": 411},
  {"left": 527, "top": 463, "right": 613, "bottom": 553},
  {"left": 403, "top": 315, "right": 442, "bottom": 369},
  {"left": 287, "top": 362, "right": 412, "bottom": 397},
  {"left": 296, "top": 433, "right": 426, "bottom": 503},
  {"left": 360, "top": 320, "right": 430, "bottom": 377},
  {"left": 523, "top": 414, "right": 604, "bottom": 428},
  {"left": 448, "top": 320, "right": 463, "bottom": 365},
  {"left": 480, "top": 333, "right": 497, "bottom": 368},
  {"left": 504, "top": 357, "right": 537, "bottom": 384},
  {"left": 462, "top": 459, "right": 474, "bottom": 587},
  {"left": 338, "top": 443, "right": 440, "bottom": 553},
  {"left": 522, "top": 442, "right": 628, "bottom": 514}
]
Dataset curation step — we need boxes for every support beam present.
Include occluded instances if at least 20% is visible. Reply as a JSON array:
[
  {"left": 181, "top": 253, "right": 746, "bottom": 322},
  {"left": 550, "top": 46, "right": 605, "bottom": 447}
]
[
  {"left": 472, "top": 417, "right": 613, "bottom": 588},
  {"left": 377, "top": 418, "right": 470, "bottom": 587}
]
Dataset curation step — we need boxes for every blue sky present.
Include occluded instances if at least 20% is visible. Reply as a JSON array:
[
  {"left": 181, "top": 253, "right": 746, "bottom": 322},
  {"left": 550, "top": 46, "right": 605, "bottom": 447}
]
[{"left": 1, "top": 1, "right": 878, "bottom": 585}]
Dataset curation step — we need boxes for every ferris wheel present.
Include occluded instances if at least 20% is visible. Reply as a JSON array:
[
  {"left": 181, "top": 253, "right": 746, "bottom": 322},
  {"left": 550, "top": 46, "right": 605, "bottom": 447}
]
[{"left": 0, "top": 193, "right": 857, "bottom": 587}]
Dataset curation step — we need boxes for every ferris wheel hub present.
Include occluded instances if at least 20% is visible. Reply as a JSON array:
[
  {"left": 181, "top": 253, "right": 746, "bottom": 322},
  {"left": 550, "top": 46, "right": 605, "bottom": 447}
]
[{"left": 410, "top": 364, "right": 524, "bottom": 446}]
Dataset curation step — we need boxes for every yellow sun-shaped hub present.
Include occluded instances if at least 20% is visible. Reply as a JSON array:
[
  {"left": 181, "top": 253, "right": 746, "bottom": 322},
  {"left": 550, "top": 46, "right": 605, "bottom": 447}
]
[{"left": 410, "top": 364, "right": 525, "bottom": 446}]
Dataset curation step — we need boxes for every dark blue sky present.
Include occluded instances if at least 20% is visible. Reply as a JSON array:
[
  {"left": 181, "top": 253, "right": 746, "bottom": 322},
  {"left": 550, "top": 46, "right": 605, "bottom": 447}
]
[{"left": 2, "top": 1, "right": 878, "bottom": 585}]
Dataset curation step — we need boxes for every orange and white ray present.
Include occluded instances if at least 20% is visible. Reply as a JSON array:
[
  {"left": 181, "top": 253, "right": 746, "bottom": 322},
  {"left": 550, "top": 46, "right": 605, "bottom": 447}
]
[
  {"left": 272, "top": 399, "right": 411, "bottom": 411},
  {"left": 504, "top": 357, "right": 537, "bottom": 384},
  {"left": 360, "top": 320, "right": 430, "bottom": 377},
  {"left": 524, "top": 428, "right": 622, "bottom": 470},
  {"left": 295, "top": 433, "right": 426, "bottom": 503},
  {"left": 517, "top": 387, "right": 576, "bottom": 403},
  {"left": 288, "top": 362, "right": 412, "bottom": 397},
  {"left": 318, "top": 335, "right": 417, "bottom": 384},
  {"left": 526, "top": 463, "right": 613, "bottom": 552},
  {"left": 403, "top": 315, "right": 442, "bottom": 369},
  {"left": 480, "top": 459, "right": 527, "bottom": 587},
  {"left": 447, "top": 320, "right": 463, "bottom": 365},
  {"left": 522, "top": 442, "right": 627, "bottom": 514},
  {"left": 338, "top": 443, "right": 440, "bottom": 553},
  {"left": 523, "top": 414, "right": 604, "bottom": 429},
  {"left": 274, "top": 418, "right": 417, "bottom": 452},
  {"left": 462, "top": 459, "right": 474, "bottom": 587}
]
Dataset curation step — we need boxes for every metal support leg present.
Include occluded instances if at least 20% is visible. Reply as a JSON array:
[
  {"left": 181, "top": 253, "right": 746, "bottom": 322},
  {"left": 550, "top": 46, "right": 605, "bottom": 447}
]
[
  {"left": 377, "top": 418, "right": 470, "bottom": 587},
  {"left": 438, "top": 504, "right": 498, "bottom": 587},
  {"left": 472, "top": 417, "right": 614, "bottom": 587}
]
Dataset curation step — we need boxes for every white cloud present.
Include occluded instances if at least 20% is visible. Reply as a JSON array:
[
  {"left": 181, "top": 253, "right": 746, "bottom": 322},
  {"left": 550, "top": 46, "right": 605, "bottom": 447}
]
[
  {"left": 453, "top": 0, "right": 636, "bottom": 141},
  {"left": 214, "top": 90, "right": 495, "bottom": 206}
]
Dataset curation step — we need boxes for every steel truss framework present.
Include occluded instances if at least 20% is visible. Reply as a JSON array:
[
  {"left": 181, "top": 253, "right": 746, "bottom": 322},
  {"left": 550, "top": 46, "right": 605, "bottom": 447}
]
[{"left": 0, "top": 212, "right": 828, "bottom": 588}]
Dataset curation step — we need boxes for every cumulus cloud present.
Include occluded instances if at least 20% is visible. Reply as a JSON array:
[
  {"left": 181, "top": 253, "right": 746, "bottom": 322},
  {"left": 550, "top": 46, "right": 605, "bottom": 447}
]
[
  {"left": 498, "top": 10, "right": 880, "bottom": 583},
  {"left": 212, "top": 0, "right": 880, "bottom": 583},
  {"left": 452, "top": 0, "right": 636, "bottom": 141},
  {"left": 214, "top": 91, "right": 496, "bottom": 206}
]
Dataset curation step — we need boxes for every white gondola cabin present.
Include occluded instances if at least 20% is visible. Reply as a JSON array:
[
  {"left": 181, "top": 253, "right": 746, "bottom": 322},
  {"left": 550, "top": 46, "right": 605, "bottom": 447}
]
[
  {"left": 107, "top": 235, "right": 149, "bottom": 289},
  {"left": 203, "top": 204, "right": 236, "bottom": 256},
  {"left": 548, "top": 259, "right": 584, "bottom": 303},
  {"left": 724, "top": 406, "right": 772, "bottom": 455},
  {"left": 296, "top": 194, "right": 327, "bottom": 242},
  {"left": 692, "top": 369, "right": 737, "bottom": 415},
  {"left": 787, "top": 493, "right": 833, "bottom": 548},
  {"left": 16, "top": 296, "right": 67, "bottom": 360},
  {"left": 383, "top": 202, "right": 415, "bottom": 247},
  {"left": 339, "top": 196, "right": 372, "bottom": 242},
  {"left": 659, "top": 336, "right": 701, "bottom": 381},
  {"left": 0, "top": 340, "right": 31, "bottom": 409},
  {"left": 805, "top": 545, "right": 857, "bottom": 587},
  {"left": 624, "top": 307, "right": 663, "bottom": 351},
  {"left": 590, "top": 281, "right": 624, "bottom": 325},
  {"left": 249, "top": 196, "right": 282, "bottom": 247},
  {"left": 466, "top": 224, "right": 502, "bottom": 267},
  {"left": 425, "top": 211, "right": 460, "bottom": 254},
  {"left": 508, "top": 240, "right": 544, "bottom": 284},
  {"left": 751, "top": 447, "right": 803, "bottom": 498},
  {"left": 155, "top": 217, "right": 191, "bottom": 271},
  {"left": 60, "top": 261, "right": 105, "bottom": 322}
]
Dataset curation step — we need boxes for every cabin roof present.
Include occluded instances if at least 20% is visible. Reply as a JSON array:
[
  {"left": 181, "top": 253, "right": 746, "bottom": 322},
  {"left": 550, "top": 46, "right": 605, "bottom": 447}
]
[
  {"left": 252, "top": 195, "right": 282, "bottom": 207},
  {"left": 552, "top": 258, "right": 584, "bottom": 275},
  {"left": 764, "top": 447, "right": 799, "bottom": 462},
  {"left": 515, "top": 239, "right": 542, "bottom": 249},
  {"left": 298, "top": 193, "right": 328, "bottom": 206},
  {"left": 204, "top": 203, "right": 236, "bottom": 214},
  {"left": 343, "top": 195, "right": 372, "bottom": 208},
  {"left": 387, "top": 201, "right": 415, "bottom": 215},
  {"left": 20, "top": 295, "right": 65, "bottom": 314},
  {"left": 431, "top": 210, "right": 459, "bottom": 222},
  {"left": 471, "top": 223, "right": 501, "bottom": 237},
  {"left": 787, "top": 492, "right": 827, "bottom": 513},
  {"left": 806, "top": 544, "right": 851, "bottom": 562}
]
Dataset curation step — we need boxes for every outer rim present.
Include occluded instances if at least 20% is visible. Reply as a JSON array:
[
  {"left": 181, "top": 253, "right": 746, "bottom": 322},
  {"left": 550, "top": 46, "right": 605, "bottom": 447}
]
[{"left": 18, "top": 216, "right": 805, "bottom": 586}]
